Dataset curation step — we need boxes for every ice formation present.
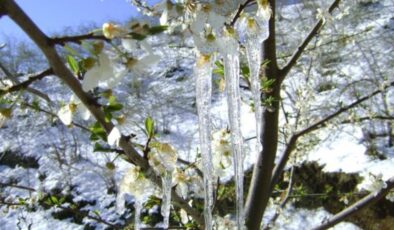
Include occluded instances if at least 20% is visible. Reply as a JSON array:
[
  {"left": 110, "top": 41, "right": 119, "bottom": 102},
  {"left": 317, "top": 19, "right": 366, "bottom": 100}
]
[
  {"left": 219, "top": 30, "right": 245, "bottom": 229},
  {"left": 195, "top": 54, "right": 215, "bottom": 230}
]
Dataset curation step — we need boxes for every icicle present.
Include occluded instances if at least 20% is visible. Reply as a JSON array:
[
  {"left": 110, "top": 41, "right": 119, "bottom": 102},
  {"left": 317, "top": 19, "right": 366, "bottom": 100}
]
[
  {"left": 134, "top": 199, "right": 142, "bottom": 230},
  {"left": 195, "top": 53, "right": 214, "bottom": 230},
  {"left": 220, "top": 31, "right": 244, "bottom": 229},
  {"left": 245, "top": 41, "right": 263, "bottom": 155},
  {"left": 160, "top": 172, "right": 172, "bottom": 229}
]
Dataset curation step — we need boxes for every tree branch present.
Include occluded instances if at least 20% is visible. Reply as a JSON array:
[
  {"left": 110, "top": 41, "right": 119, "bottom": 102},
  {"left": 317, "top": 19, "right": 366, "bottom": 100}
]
[
  {"left": 0, "top": 61, "right": 52, "bottom": 102},
  {"left": 270, "top": 81, "right": 394, "bottom": 193},
  {"left": 230, "top": 0, "right": 255, "bottom": 26},
  {"left": 279, "top": 0, "right": 341, "bottom": 80},
  {"left": 245, "top": 0, "right": 280, "bottom": 229},
  {"left": 0, "top": 68, "right": 53, "bottom": 95},
  {"left": 312, "top": 176, "right": 394, "bottom": 230},
  {"left": 1, "top": 0, "right": 204, "bottom": 226},
  {"left": 51, "top": 33, "right": 109, "bottom": 46}
]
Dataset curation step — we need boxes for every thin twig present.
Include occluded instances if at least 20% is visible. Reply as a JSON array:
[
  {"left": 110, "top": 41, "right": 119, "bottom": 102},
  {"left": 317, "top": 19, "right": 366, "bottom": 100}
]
[
  {"left": 230, "top": 0, "right": 255, "bottom": 26},
  {"left": 312, "top": 176, "right": 394, "bottom": 230},
  {"left": 0, "top": 68, "right": 53, "bottom": 95},
  {"left": 51, "top": 33, "right": 109, "bottom": 46},
  {"left": 270, "top": 81, "right": 394, "bottom": 193},
  {"left": 279, "top": 0, "right": 342, "bottom": 80}
]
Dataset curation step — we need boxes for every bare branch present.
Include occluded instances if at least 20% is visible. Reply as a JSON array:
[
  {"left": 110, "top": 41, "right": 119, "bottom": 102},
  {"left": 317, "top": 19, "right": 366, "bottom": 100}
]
[
  {"left": 0, "top": 68, "right": 53, "bottom": 95},
  {"left": 51, "top": 33, "right": 109, "bottom": 46},
  {"left": 230, "top": 0, "right": 255, "bottom": 26},
  {"left": 279, "top": 0, "right": 341, "bottom": 80},
  {"left": 312, "top": 176, "right": 394, "bottom": 230},
  {"left": 0, "top": 61, "right": 52, "bottom": 102},
  {"left": 270, "top": 81, "right": 394, "bottom": 193}
]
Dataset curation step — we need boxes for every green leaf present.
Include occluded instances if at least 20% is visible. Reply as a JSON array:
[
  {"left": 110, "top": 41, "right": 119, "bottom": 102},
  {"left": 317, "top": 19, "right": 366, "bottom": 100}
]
[
  {"left": 106, "top": 103, "right": 123, "bottom": 112},
  {"left": 93, "top": 143, "right": 113, "bottom": 152},
  {"left": 66, "top": 55, "right": 79, "bottom": 74},
  {"left": 89, "top": 122, "right": 107, "bottom": 141},
  {"left": 145, "top": 116, "right": 154, "bottom": 138},
  {"left": 92, "top": 210, "right": 101, "bottom": 217},
  {"left": 130, "top": 32, "right": 147, "bottom": 41},
  {"left": 64, "top": 45, "right": 79, "bottom": 56},
  {"left": 213, "top": 61, "right": 224, "bottom": 76},
  {"left": 49, "top": 195, "right": 59, "bottom": 205},
  {"left": 241, "top": 64, "right": 250, "bottom": 78},
  {"left": 148, "top": 25, "right": 168, "bottom": 35}
]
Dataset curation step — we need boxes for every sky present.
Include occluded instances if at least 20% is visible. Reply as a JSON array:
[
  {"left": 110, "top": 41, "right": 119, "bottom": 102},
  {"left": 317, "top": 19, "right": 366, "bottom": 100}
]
[{"left": 0, "top": 0, "right": 158, "bottom": 43}]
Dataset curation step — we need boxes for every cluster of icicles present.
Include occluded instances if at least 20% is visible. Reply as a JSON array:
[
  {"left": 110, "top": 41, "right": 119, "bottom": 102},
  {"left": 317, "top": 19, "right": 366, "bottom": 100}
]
[
  {"left": 114, "top": 1, "right": 271, "bottom": 229},
  {"left": 194, "top": 6, "right": 271, "bottom": 230}
]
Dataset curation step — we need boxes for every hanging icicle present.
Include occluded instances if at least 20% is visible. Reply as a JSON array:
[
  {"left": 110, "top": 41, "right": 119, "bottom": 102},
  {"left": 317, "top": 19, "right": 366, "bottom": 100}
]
[
  {"left": 134, "top": 199, "right": 143, "bottom": 229},
  {"left": 195, "top": 53, "right": 215, "bottom": 230},
  {"left": 246, "top": 41, "right": 263, "bottom": 154},
  {"left": 219, "top": 27, "right": 245, "bottom": 229},
  {"left": 148, "top": 142, "right": 178, "bottom": 229},
  {"left": 240, "top": 13, "right": 270, "bottom": 156},
  {"left": 161, "top": 172, "right": 172, "bottom": 228}
]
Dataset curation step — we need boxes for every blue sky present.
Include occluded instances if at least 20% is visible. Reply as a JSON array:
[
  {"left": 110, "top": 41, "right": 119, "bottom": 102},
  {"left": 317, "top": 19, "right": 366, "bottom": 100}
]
[{"left": 0, "top": 0, "right": 158, "bottom": 43}]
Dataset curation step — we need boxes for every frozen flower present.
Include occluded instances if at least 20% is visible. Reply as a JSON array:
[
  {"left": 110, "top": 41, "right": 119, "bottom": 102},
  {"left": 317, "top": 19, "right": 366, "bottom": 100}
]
[
  {"left": 212, "top": 129, "right": 233, "bottom": 177},
  {"left": 359, "top": 173, "right": 387, "bottom": 195},
  {"left": 211, "top": 0, "right": 240, "bottom": 17},
  {"left": 179, "top": 208, "right": 189, "bottom": 224},
  {"left": 256, "top": 0, "right": 272, "bottom": 20},
  {"left": 102, "top": 23, "right": 127, "bottom": 39},
  {"left": 116, "top": 165, "right": 155, "bottom": 213},
  {"left": 193, "top": 32, "right": 218, "bottom": 55},
  {"left": 148, "top": 142, "right": 178, "bottom": 175},
  {"left": 236, "top": 13, "right": 269, "bottom": 44},
  {"left": 190, "top": 4, "right": 226, "bottom": 34},
  {"left": 386, "top": 191, "right": 394, "bottom": 202},
  {"left": 214, "top": 215, "right": 237, "bottom": 230},
  {"left": 173, "top": 168, "right": 190, "bottom": 198},
  {"left": 217, "top": 27, "right": 239, "bottom": 56},
  {"left": 121, "top": 39, "right": 138, "bottom": 52}
]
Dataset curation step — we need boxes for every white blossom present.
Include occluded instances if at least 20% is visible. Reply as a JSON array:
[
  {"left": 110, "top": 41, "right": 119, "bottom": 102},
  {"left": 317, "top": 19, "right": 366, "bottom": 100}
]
[
  {"left": 116, "top": 165, "right": 155, "bottom": 213},
  {"left": 358, "top": 173, "right": 387, "bottom": 195},
  {"left": 214, "top": 215, "right": 237, "bottom": 230},
  {"left": 148, "top": 142, "right": 178, "bottom": 175},
  {"left": 108, "top": 126, "right": 121, "bottom": 147},
  {"left": 102, "top": 23, "right": 127, "bottom": 39},
  {"left": 212, "top": 129, "right": 233, "bottom": 177},
  {"left": 58, "top": 100, "right": 79, "bottom": 126}
]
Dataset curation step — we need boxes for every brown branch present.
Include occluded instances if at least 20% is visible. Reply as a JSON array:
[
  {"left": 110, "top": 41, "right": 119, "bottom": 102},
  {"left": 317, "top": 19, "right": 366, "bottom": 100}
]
[
  {"left": 340, "top": 115, "right": 394, "bottom": 124},
  {"left": 0, "top": 61, "right": 52, "bottom": 102},
  {"left": 0, "top": 182, "right": 36, "bottom": 192},
  {"left": 230, "top": 0, "right": 255, "bottom": 26},
  {"left": 270, "top": 81, "right": 394, "bottom": 193},
  {"left": 1, "top": 0, "right": 204, "bottom": 226},
  {"left": 245, "top": 0, "right": 279, "bottom": 228},
  {"left": 312, "top": 176, "right": 394, "bottom": 230},
  {"left": 279, "top": 0, "right": 341, "bottom": 80},
  {"left": 0, "top": 68, "right": 53, "bottom": 95},
  {"left": 51, "top": 33, "right": 109, "bottom": 46}
]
